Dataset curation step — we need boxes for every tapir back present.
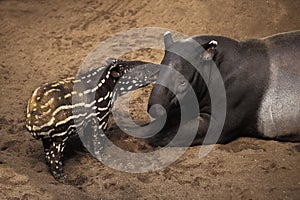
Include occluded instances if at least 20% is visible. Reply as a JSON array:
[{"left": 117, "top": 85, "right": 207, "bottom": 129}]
[{"left": 257, "top": 31, "right": 300, "bottom": 141}]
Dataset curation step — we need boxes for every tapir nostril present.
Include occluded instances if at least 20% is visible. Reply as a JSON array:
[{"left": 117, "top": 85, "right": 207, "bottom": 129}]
[{"left": 148, "top": 104, "right": 166, "bottom": 119}]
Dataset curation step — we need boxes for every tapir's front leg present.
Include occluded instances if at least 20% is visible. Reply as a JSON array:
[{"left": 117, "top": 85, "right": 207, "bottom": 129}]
[
  {"left": 167, "top": 114, "right": 211, "bottom": 146},
  {"left": 143, "top": 113, "right": 235, "bottom": 147},
  {"left": 141, "top": 114, "right": 209, "bottom": 147},
  {"left": 43, "top": 136, "right": 68, "bottom": 182}
]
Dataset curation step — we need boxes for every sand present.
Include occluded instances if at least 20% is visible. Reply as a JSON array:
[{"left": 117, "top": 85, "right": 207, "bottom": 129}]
[{"left": 0, "top": 0, "right": 299, "bottom": 199}]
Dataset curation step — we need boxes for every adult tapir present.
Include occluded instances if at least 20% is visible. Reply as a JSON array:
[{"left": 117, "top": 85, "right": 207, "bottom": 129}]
[{"left": 145, "top": 30, "right": 300, "bottom": 147}]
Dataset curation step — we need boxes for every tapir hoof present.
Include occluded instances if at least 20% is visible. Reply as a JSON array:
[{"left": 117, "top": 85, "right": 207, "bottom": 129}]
[{"left": 52, "top": 170, "right": 67, "bottom": 183}]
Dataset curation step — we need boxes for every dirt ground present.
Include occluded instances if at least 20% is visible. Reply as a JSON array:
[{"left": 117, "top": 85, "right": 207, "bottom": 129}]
[{"left": 0, "top": 0, "right": 300, "bottom": 199}]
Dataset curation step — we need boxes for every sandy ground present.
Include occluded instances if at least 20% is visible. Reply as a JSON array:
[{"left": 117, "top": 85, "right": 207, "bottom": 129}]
[{"left": 0, "top": 0, "right": 300, "bottom": 199}]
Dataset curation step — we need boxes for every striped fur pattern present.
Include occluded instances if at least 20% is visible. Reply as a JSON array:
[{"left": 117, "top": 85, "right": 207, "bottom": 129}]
[{"left": 25, "top": 59, "right": 158, "bottom": 181}]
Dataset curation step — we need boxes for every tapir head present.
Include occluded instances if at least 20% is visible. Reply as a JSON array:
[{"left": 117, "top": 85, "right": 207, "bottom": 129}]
[{"left": 148, "top": 32, "right": 218, "bottom": 120}]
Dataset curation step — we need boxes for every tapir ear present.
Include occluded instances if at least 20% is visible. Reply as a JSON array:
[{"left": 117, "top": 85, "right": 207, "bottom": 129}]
[
  {"left": 111, "top": 67, "right": 122, "bottom": 78},
  {"left": 164, "top": 31, "right": 173, "bottom": 49},
  {"left": 202, "top": 40, "right": 218, "bottom": 60},
  {"left": 111, "top": 70, "right": 121, "bottom": 78},
  {"left": 106, "top": 57, "right": 118, "bottom": 65}
]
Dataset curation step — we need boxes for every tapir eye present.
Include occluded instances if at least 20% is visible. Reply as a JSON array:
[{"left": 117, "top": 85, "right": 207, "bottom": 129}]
[
  {"left": 137, "top": 71, "right": 143, "bottom": 78},
  {"left": 180, "top": 80, "right": 186, "bottom": 86},
  {"left": 177, "top": 80, "right": 188, "bottom": 93}
]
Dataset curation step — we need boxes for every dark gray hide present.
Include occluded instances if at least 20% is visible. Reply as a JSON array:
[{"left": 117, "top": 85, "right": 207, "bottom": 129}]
[{"left": 146, "top": 30, "right": 300, "bottom": 146}]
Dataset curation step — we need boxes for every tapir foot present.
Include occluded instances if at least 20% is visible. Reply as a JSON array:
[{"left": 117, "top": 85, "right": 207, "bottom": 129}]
[{"left": 43, "top": 137, "right": 68, "bottom": 183}]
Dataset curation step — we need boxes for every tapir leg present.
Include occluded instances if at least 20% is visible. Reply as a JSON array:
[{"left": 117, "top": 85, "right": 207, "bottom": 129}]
[
  {"left": 143, "top": 113, "right": 236, "bottom": 147},
  {"left": 174, "top": 114, "right": 237, "bottom": 146},
  {"left": 43, "top": 136, "right": 68, "bottom": 182}
]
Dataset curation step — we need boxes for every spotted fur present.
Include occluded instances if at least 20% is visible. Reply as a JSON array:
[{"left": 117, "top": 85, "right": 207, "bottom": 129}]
[{"left": 26, "top": 59, "right": 159, "bottom": 181}]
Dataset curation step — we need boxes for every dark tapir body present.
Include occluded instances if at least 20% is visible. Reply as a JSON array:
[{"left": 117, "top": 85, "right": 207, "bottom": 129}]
[{"left": 147, "top": 30, "right": 300, "bottom": 146}]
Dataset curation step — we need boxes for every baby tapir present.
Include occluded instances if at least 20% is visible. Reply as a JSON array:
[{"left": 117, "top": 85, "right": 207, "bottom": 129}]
[
  {"left": 146, "top": 30, "right": 300, "bottom": 146},
  {"left": 26, "top": 58, "right": 159, "bottom": 181}
]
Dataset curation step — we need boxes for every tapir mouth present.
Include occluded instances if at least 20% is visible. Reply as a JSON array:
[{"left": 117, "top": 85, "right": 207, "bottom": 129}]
[
  {"left": 170, "top": 96, "right": 180, "bottom": 107},
  {"left": 148, "top": 99, "right": 180, "bottom": 121}
]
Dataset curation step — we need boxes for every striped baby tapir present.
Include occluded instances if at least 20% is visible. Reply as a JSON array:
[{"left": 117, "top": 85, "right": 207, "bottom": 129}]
[{"left": 26, "top": 58, "right": 159, "bottom": 181}]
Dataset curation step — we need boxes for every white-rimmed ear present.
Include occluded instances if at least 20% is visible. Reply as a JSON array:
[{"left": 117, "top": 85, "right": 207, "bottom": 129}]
[
  {"left": 202, "top": 40, "right": 218, "bottom": 60},
  {"left": 106, "top": 57, "right": 118, "bottom": 65},
  {"left": 164, "top": 31, "right": 173, "bottom": 49}
]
